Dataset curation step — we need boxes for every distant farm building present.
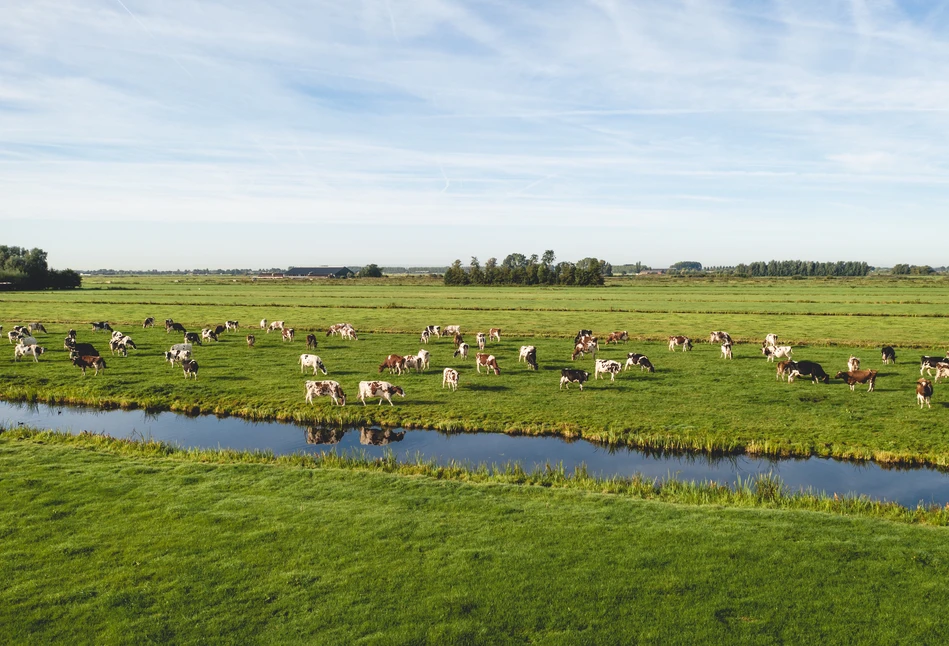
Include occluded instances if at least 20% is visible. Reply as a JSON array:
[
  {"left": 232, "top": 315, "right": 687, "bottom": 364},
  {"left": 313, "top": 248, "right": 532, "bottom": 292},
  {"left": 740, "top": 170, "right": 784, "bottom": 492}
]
[{"left": 285, "top": 266, "right": 353, "bottom": 279}]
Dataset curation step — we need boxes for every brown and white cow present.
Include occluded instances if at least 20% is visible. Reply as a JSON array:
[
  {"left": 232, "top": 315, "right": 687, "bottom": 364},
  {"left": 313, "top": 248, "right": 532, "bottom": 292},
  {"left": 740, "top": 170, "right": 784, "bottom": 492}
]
[
  {"left": 847, "top": 356, "right": 860, "bottom": 372},
  {"left": 246, "top": 334, "right": 256, "bottom": 347},
  {"left": 834, "top": 369, "right": 878, "bottom": 392},
  {"left": 475, "top": 353, "right": 500, "bottom": 375},
  {"left": 489, "top": 328, "right": 501, "bottom": 342},
  {"left": 282, "top": 327, "right": 295, "bottom": 342},
  {"left": 72, "top": 354, "right": 106, "bottom": 376},
  {"left": 305, "top": 380, "right": 346, "bottom": 406},
  {"left": 572, "top": 336, "right": 598, "bottom": 360},
  {"left": 443, "top": 325, "right": 461, "bottom": 337},
  {"left": 340, "top": 326, "right": 358, "bottom": 341},
  {"left": 917, "top": 379, "right": 933, "bottom": 409},
  {"left": 594, "top": 359, "right": 622, "bottom": 382},
  {"left": 668, "top": 336, "right": 692, "bottom": 352},
  {"left": 775, "top": 360, "right": 794, "bottom": 381},
  {"left": 453, "top": 343, "right": 469, "bottom": 360},
  {"left": 453, "top": 333, "right": 464, "bottom": 348},
  {"left": 709, "top": 331, "right": 732, "bottom": 345},
  {"left": 378, "top": 354, "right": 406, "bottom": 375},
  {"left": 606, "top": 331, "right": 629, "bottom": 345},
  {"left": 358, "top": 381, "right": 405, "bottom": 406},
  {"left": 762, "top": 345, "right": 792, "bottom": 362},
  {"left": 268, "top": 320, "right": 285, "bottom": 333},
  {"left": 442, "top": 367, "right": 459, "bottom": 391},
  {"left": 935, "top": 363, "right": 949, "bottom": 384},
  {"left": 403, "top": 355, "right": 423, "bottom": 373}
]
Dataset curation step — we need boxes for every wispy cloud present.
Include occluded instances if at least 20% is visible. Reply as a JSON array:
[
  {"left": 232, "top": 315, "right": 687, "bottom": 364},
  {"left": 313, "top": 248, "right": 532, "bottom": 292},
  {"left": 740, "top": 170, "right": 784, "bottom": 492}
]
[{"left": 3, "top": 1, "right": 949, "bottom": 267}]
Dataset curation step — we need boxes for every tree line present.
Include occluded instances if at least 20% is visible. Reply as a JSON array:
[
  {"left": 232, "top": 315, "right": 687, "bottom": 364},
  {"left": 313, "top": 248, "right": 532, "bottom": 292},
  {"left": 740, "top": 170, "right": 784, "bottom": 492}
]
[
  {"left": 0, "top": 246, "right": 81, "bottom": 290},
  {"left": 444, "top": 251, "right": 611, "bottom": 286}
]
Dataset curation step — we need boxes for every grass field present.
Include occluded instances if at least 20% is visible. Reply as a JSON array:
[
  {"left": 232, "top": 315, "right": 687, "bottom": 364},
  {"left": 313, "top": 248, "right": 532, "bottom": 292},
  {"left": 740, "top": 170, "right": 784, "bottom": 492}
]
[
  {"left": 1, "top": 276, "right": 948, "bottom": 465},
  {"left": 3, "top": 431, "right": 949, "bottom": 644}
]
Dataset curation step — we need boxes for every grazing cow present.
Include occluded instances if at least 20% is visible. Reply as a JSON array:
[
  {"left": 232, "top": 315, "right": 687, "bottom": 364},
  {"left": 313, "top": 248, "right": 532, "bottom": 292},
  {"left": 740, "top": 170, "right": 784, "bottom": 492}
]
[
  {"left": 453, "top": 333, "right": 464, "bottom": 348},
  {"left": 443, "top": 325, "right": 461, "bottom": 337},
  {"left": 934, "top": 363, "right": 949, "bottom": 384},
  {"left": 835, "top": 370, "right": 878, "bottom": 392},
  {"left": 920, "top": 354, "right": 949, "bottom": 376},
  {"left": 246, "top": 334, "right": 256, "bottom": 347},
  {"left": 202, "top": 328, "right": 219, "bottom": 343},
  {"left": 213, "top": 325, "right": 226, "bottom": 336},
  {"left": 764, "top": 333, "right": 779, "bottom": 347},
  {"left": 305, "top": 380, "right": 346, "bottom": 406},
  {"left": 7, "top": 330, "right": 22, "bottom": 344},
  {"left": 358, "top": 381, "right": 405, "bottom": 406},
  {"left": 881, "top": 346, "right": 897, "bottom": 364},
  {"left": 519, "top": 345, "right": 537, "bottom": 364},
  {"left": 90, "top": 321, "right": 112, "bottom": 333},
  {"left": 560, "top": 369, "right": 589, "bottom": 390},
  {"left": 143, "top": 317, "right": 155, "bottom": 328},
  {"left": 775, "top": 360, "right": 794, "bottom": 381},
  {"left": 442, "top": 367, "right": 459, "bottom": 391},
  {"left": 572, "top": 336, "right": 599, "bottom": 360},
  {"left": 184, "top": 332, "right": 202, "bottom": 345},
  {"left": 574, "top": 330, "right": 593, "bottom": 344},
  {"left": 379, "top": 354, "right": 406, "bottom": 375},
  {"left": 709, "top": 331, "right": 732, "bottom": 344},
  {"left": 606, "top": 331, "right": 629, "bottom": 345},
  {"left": 787, "top": 360, "right": 829, "bottom": 384},
  {"left": 167, "top": 322, "right": 186, "bottom": 334},
  {"left": 721, "top": 342, "right": 733, "bottom": 360},
  {"left": 594, "top": 359, "right": 622, "bottom": 382},
  {"left": 668, "top": 336, "right": 692, "bottom": 352},
  {"left": 424, "top": 325, "right": 441, "bottom": 338},
  {"left": 524, "top": 347, "right": 538, "bottom": 371},
  {"left": 225, "top": 320, "right": 239, "bottom": 331},
  {"left": 848, "top": 356, "right": 860, "bottom": 372},
  {"left": 489, "top": 328, "right": 501, "bottom": 342},
  {"left": 182, "top": 359, "right": 199, "bottom": 379},
  {"left": 13, "top": 344, "right": 45, "bottom": 362},
  {"left": 306, "top": 334, "right": 318, "bottom": 350},
  {"left": 403, "top": 355, "right": 423, "bottom": 373},
  {"left": 67, "top": 329, "right": 77, "bottom": 340},
  {"left": 304, "top": 427, "right": 345, "bottom": 444},
  {"left": 762, "top": 345, "right": 792, "bottom": 362},
  {"left": 28, "top": 323, "right": 47, "bottom": 334},
  {"left": 453, "top": 343, "right": 470, "bottom": 359},
  {"left": 326, "top": 323, "right": 343, "bottom": 337},
  {"left": 624, "top": 353, "right": 655, "bottom": 373},
  {"left": 109, "top": 338, "right": 130, "bottom": 357},
  {"left": 475, "top": 353, "right": 500, "bottom": 375},
  {"left": 340, "top": 327, "right": 357, "bottom": 341},
  {"left": 72, "top": 354, "right": 106, "bottom": 376},
  {"left": 917, "top": 379, "right": 934, "bottom": 409},
  {"left": 260, "top": 318, "right": 267, "bottom": 330},
  {"left": 299, "top": 354, "right": 328, "bottom": 375},
  {"left": 420, "top": 329, "right": 430, "bottom": 344},
  {"left": 70, "top": 343, "right": 99, "bottom": 357},
  {"left": 476, "top": 332, "right": 486, "bottom": 350},
  {"left": 418, "top": 349, "right": 431, "bottom": 370},
  {"left": 164, "top": 349, "right": 191, "bottom": 367},
  {"left": 268, "top": 320, "right": 285, "bottom": 333},
  {"left": 282, "top": 327, "right": 295, "bottom": 342}
]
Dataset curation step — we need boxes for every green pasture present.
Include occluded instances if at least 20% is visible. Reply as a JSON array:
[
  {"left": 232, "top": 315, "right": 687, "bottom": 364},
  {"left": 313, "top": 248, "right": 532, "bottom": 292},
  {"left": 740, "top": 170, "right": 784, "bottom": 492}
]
[
  {"left": 2, "top": 432, "right": 949, "bottom": 644},
  {"left": 1, "top": 275, "right": 948, "bottom": 464}
]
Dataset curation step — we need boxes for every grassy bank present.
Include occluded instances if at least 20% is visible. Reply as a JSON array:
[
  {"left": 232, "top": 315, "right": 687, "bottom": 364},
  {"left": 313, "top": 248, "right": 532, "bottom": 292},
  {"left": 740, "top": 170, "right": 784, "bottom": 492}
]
[
  {"left": 2, "top": 276, "right": 948, "bottom": 465},
  {"left": 3, "top": 430, "right": 949, "bottom": 643}
]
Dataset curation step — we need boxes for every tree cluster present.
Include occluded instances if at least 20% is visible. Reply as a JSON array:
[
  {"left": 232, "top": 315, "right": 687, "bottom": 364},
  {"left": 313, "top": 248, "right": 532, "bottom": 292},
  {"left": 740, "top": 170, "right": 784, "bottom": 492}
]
[
  {"left": 891, "top": 264, "right": 934, "bottom": 275},
  {"left": 0, "top": 246, "right": 81, "bottom": 290},
  {"left": 444, "top": 251, "right": 610, "bottom": 286},
  {"left": 732, "top": 260, "right": 870, "bottom": 277}
]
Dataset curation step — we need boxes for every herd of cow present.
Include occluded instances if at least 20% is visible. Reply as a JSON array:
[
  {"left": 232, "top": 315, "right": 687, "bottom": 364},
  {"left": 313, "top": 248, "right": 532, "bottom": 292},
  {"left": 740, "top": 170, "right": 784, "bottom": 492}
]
[{"left": 4, "top": 320, "right": 946, "bottom": 409}]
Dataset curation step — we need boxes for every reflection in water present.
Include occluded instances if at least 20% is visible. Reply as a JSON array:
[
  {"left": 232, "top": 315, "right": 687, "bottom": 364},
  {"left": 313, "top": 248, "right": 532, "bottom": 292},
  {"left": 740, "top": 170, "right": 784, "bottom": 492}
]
[
  {"left": 305, "top": 427, "right": 346, "bottom": 445},
  {"left": 359, "top": 427, "right": 406, "bottom": 446}
]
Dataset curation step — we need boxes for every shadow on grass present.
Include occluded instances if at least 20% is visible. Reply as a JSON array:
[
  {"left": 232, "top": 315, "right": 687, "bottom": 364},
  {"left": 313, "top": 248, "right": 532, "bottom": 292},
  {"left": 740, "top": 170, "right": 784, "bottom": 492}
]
[{"left": 466, "top": 384, "right": 510, "bottom": 392}]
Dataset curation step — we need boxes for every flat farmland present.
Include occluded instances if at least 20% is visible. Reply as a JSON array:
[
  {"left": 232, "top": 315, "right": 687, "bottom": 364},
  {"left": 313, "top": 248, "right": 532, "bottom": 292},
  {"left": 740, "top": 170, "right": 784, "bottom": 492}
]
[{"left": 2, "top": 276, "right": 949, "bottom": 464}]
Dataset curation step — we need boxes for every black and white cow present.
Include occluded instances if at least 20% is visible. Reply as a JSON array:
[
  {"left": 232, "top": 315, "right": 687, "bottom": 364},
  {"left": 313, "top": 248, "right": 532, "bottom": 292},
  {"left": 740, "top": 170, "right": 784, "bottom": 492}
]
[
  {"left": 560, "top": 369, "right": 590, "bottom": 390},
  {"left": 182, "top": 359, "right": 199, "bottom": 379},
  {"left": 299, "top": 354, "right": 328, "bottom": 375},
  {"left": 594, "top": 359, "right": 622, "bottom": 382}
]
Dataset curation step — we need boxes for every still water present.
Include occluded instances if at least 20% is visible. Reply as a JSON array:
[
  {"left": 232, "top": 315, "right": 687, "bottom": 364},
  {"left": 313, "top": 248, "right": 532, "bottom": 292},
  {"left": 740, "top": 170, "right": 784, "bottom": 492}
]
[{"left": 3, "top": 400, "right": 949, "bottom": 508}]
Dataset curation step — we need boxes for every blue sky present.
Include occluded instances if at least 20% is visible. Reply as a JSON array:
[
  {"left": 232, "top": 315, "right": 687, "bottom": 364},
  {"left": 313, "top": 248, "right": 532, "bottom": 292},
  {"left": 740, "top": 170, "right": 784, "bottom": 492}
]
[{"left": 3, "top": 0, "right": 949, "bottom": 269}]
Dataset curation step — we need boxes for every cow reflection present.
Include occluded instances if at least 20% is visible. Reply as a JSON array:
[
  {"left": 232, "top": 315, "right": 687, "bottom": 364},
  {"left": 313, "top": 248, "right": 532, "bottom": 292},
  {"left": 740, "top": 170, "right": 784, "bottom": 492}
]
[
  {"left": 304, "top": 427, "right": 346, "bottom": 445},
  {"left": 359, "top": 427, "right": 406, "bottom": 446}
]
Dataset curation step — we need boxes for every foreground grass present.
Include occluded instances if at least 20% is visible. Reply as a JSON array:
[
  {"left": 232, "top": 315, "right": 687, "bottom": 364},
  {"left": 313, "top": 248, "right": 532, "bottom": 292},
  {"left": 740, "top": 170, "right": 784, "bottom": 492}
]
[{"left": 3, "top": 431, "right": 949, "bottom": 644}]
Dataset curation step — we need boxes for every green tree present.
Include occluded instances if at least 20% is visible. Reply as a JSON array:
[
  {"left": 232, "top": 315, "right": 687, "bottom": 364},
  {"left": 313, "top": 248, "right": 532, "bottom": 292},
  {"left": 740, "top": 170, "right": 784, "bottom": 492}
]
[{"left": 357, "top": 264, "right": 383, "bottom": 278}]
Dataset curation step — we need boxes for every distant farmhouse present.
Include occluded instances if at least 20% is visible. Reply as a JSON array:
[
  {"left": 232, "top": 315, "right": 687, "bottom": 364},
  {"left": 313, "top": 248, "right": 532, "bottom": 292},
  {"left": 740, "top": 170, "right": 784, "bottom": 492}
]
[{"left": 285, "top": 266, "right": 353, "bottom": 279}]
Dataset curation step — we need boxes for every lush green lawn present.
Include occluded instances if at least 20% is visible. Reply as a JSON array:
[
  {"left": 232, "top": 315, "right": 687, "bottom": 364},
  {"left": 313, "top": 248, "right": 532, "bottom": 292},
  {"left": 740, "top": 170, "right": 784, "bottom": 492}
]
[
  {"left": 1, "top": 276, "right": 948, "bottom": 464},
  {"left": 2, "top": 434, "right": 949, "bottom": 644}
]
